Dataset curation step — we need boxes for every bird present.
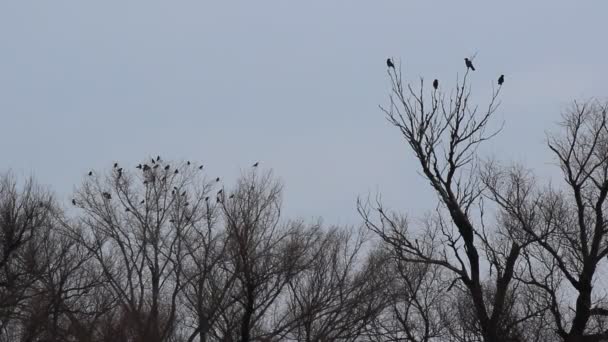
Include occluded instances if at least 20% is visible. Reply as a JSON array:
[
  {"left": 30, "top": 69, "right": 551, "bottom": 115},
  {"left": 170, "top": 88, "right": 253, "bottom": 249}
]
[
  {"left": 198, "top": 165, "right": 204, "bottom": 170},
  {"left": 205, "top": 196, "right": 209, "bottom": 201},
  {"left": 125, "top": 208, "right": 130, "bottom": 212},
  {"left": 181, "top": 191, "right": 186, "bottom": 196},
  {"left": 216, "top": 177, "right": 220, "bottom": 182},
  {"left": 169, "top": 219, "right": 175, "bottom": 223},
  {"left": 114, "top": 162, "right": 118, "bottom": 168},
  {"left": 174, "top": 169, "right": 179, "bottom": 174},
  {"left": 184, "top": 202, "right": 189, "bottom": 206},
  {"left": 498, "top": 74, "right": 504, "bottom": 86},
  {"left": 217, "top": 189, "right": 223, "bottom": 195},
  {"left": 229, "top": 194, "right": 234, "bottom": 199},
  {"left": 72, "top": 199, "right": 76, "bottom": 206},
  {"left": 88, "top": 171, "right": 93, "bottom": 176},
  {"left": 156, "top": 156, "right": 160, "bottom": 161},
  {"left": 433, "top": 79, "right": 439, "bottom": 90},
  {"left": 253, "top": 162, "right": 259, "bottom": 167},
  {"left": 187, "top": 161, "right": 191, "bottom": 165},
  {"left": 140, "top": 200, "right": 145, "bottom": 204},
  {"left": 117, "top": 168, "right": 123, "bottom": 173},
  {"left": 164, "top": 165, "right": 170, "bottom": 170},
  {"left": 102, "top": 192, "right": 112, "bottom": 200},
  {"left": 386, "top": 58, "right": 395, "bottom": 69},
  {"left": 143, "top": 180, "right": 148, "bottom": 185},
  {"left": 464, "top": 58, "right": 475, "bottom": 71},
  {"left": 136, "top": 164, "right": 142, "bottom": 169},
  {"left": 151, "top": 158, "right": 155, "bottom": 164}
]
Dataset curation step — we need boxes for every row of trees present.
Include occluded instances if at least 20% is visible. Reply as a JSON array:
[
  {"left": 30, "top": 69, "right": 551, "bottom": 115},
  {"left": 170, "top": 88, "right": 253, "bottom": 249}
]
[{"left": 1, "top": 64, "right": 608, "bottom": 342}]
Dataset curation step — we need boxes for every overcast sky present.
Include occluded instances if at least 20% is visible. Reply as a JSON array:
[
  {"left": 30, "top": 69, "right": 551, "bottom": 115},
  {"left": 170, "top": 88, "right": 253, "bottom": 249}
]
[{"left": 1, "top": 1, "right": 607, "bottom": 225}]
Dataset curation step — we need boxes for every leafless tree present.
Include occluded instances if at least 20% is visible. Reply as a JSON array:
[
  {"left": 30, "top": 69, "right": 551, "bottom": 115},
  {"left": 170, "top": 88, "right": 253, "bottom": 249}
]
[
  {"left": 483, "top": 100, "right": 608, "bottom": 342},
  {"left": 68, "top": 160, "right": 215, "bottom": 342},
  {"left": 0, "top": 173, "right": 56, "bottom": 340},
  {"left": 361, "top": 62, "right": 543, "bottom": 342}
]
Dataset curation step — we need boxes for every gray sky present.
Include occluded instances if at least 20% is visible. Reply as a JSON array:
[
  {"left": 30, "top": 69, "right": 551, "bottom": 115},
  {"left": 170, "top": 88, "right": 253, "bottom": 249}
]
[{"left": 1, "top": 1, "right": 607, "bottom": 225}]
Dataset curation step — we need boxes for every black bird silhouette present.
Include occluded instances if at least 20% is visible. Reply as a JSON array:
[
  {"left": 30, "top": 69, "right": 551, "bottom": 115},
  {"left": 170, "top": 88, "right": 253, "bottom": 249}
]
[
  {"left": 136, "top": 164, "right": 142, "bottom": 169},
  {"left": 114, "top": 162, "right": 118, "bottom": 168},
  {"left": 433, "top": 79, "right": 439, "bottom": 90},
  {"left": 498, "top": 74, "right": 505, "bottom": 86},
  {"left": 174, "top": 169, "right": 179, "bottom": 174},
  {"left": 156, "top": 156, "right": 160, "bottom": 161},
  {"left": 253, "top": 162, "right": 259, "bottom": 167},
  {"left": 72, "top": 199, "right": 76, "bottom": 206},
  {"left": 187, "top": 161, "right": 191, "bottom": 165},
  {"left": 229, "top": 194, "right": 234, "bottom": 199},
  {"left": 205, "top": 196, "right": 209, "bottom": 201},
  {"left": 125, "top": 208, "right": 130, "bottom": 212},
  {"left": 216, "top": 177, "right": 220, "bottom": 182},
  {"left": 386, "top": 58, "right": 395, "bottom": 69},
  {"left": 88, "top": 171, "right": 93, "bottom": 176},
  {"left": 182, "top": 191, "right": 186, "bottom": 196},
  {"left": 164, "top": 165, "right": 170, "bottom": 170},
  {"left": 198, "top": 165, "right": 204, "bottom": 170},
  {"left": 217, "top": 189, "right": 223, "bottom": 195},
  {"left": 169, "top": 219, "right": 175, "bottom": 223},
  {"left": 102, "top": 192, "right": 112, "bottom": 200},
  {"left": 151, "top": 158, "right": 155, "bottom": 164},
  {"left": 140, "top": 200, "right": 145, "bottom": 204},
  {"left": 118, "top": 168, "right": 123, "bottom": 173},
  {"left": 464, "top": 58, "right": 475, "bottom": 71}
]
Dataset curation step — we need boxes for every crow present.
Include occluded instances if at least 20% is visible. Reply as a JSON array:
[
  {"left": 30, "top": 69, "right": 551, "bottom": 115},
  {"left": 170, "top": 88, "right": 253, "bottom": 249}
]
[
  {"left": 433, "top": 79, "right": 439, "bottom": 90},
  {"left": 216, "top": 177, "right": 220, "bottom": 182},
  {"left": 125, "top": 208, "right": 130, "bottom": 212},
  {"left": 174, "top": 169, "right": 179, "bottom": 174},
  {"left": 199, "top": 165, "right": 204, "bottom": 170},
  {"left": 114, "top": 162, "right": 118, "bottom": 168},
  {"left": 205, "top": 196, "right": 209, "bottom": 201},
  {"left": 157, "top": 156, "right": 160, "bottom": 161},
  {"left": 72, "top": 199, "right": 76, "bottom": 206},
  {"left": 140, "top": 200, "right": 145, "bottom": 204},
  {"left": 217, "top": 189, "right": 223, "bottom": 195},
  {"left": 229, "top": 194, "right": 234, "bottom": 199},
  {"left": 164, "top": 165, "right": 170, "bottom": 170},
  {"left": 464, "top": 58, "right": 475, "bottom": 71},
  {"left": 498, "top": 74, "right": 504, "bottom": 86},
  {"left": 136, "top": 164, "right": 142, "bottom": 169},
  {"left": 102, "top": 192, "right": 112, "bottom": 200},
  {"left": 187, "top": 161, "right": 191, "bottom": 165},
  {"left": 151, "top": 158, "right": 155, "bottom": 164},
  {"left": 88, "top": 171, "right": 93, "bottom": 176},
  {"left": 169, "top": 219, "right": 175, "bottom": 223},
  {"left": 386, "top": 58, "right": 395, "bottom": 69},
  {"left": 253, "top": 162, "right": 259, "bottom": 167}
]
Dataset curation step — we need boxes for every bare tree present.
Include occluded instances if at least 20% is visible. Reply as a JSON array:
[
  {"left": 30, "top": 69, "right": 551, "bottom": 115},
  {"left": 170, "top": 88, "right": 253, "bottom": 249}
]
[
  {"left": 0, "top": 173, "right": 56, "bottom": 341},
  {"left": 69, "top": 160, "right": 215, "bottom": 342},
  {"left": 484, "top": 100, "right": 608, "bottom": 342},
  {"left": 361, "top": 62, "right": 542, "bottom": 342}
]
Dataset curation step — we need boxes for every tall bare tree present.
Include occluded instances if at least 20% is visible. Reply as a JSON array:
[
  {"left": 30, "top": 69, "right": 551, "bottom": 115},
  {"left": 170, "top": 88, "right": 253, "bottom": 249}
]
[{"left": 361, "top": 62, "right": 542, "bottom": 342}]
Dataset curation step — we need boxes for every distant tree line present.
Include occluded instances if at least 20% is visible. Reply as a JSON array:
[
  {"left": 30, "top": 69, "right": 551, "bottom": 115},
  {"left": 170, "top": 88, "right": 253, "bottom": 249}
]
[{"left": 1, "top": 62, "right": 608, "bottom": 342}]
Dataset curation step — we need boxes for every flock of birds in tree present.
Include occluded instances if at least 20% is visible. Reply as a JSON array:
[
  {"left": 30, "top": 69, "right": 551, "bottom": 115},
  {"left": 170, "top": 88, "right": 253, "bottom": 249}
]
[
  {"left": 386, "top": 57, "right": 505, "bottom": 87},
  {"left": 73, "top": 157, "right": 260, "bottom": 208}
]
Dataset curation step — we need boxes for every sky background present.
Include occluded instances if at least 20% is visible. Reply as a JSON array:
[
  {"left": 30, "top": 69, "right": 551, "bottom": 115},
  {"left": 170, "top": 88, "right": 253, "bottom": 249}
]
[{"left": 1, "top": 1, "right": 607, "bottom": 225}]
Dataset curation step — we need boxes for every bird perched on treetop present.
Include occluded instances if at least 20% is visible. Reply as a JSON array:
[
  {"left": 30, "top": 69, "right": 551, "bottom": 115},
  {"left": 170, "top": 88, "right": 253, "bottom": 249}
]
[
  {"left": 464, "top": 58, "right": 475, "bottom": 71},
  {"left": 187, "top": 161, "right": 191, "bottom": 165},
  {"left": 253, "top": 162, "right": 259, "bottom": 167},
  {"left": 216, "top": 177, "right": 220, "bottom": 182},
  {"left": 88, "top": 171, "right": 93, "bottom": 176},
  {"left": 198, "top": 165, "right": 204, "bottom": 170},
  {"left": 386, "top": 58, "right": 395, "bottom": 69},
  {"left": 164, "top": 165, "right": 170, "bottom": 170},
  {"left": 114, "top": 162, "right": 118, "bottom": 168},
  {"left": 433, "top": 79, "right": 439, "bottom": 90},
  {"left": 72, "top": 199, "right": 76, "bottom": 206},
  {"left": 498, "top": 74, "right": 504, "bottom": 86}
]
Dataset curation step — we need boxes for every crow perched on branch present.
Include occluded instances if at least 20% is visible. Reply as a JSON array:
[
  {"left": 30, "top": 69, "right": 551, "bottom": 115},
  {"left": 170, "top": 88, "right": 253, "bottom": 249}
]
[
  {"left": 386, "top": 58, "right": 395, "bottom": 69},
  {"left": 464, "top": 58, "right": 475, "bottom": 71},
  {"left": 433, "top": 79, "right": 439, "bottom": 90},
  {"left": 253, "top": 162, "right": 259, "bottom": 167},
  {"left": 88, "top": 171, "right": 93, "bottom": 176},
  {"left": 498, "top": 74, "right": 505, "bottom": 85}
]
